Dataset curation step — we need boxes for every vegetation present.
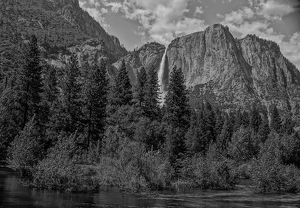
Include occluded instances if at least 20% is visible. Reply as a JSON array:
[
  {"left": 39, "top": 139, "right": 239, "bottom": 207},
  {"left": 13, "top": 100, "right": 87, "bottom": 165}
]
[{"left": 1, "top": 34, "right": 300, "bottom": 194}]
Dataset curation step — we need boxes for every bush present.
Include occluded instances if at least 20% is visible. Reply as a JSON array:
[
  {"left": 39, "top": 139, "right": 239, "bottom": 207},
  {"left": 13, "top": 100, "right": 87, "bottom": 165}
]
[
  {"left": 181, "top": 145, "right": 238, "bottom": 190},
  {"left": 228, "top": 127, "right": 260, "bottom": 162},
  {"left": 252, "top": 155, "right": 300, "bottom": 193},
  {"left": 252, "top": 132, "right": 300, "bottom": 193},
  {"left": 31, "top": 134, "right": 99, "bottom": 192},
  {"left": 96, "top": 135, "right": 173, "bottom": 192},
  {"left": 8, "top": 118, "right": 43, "bottom": 178}
]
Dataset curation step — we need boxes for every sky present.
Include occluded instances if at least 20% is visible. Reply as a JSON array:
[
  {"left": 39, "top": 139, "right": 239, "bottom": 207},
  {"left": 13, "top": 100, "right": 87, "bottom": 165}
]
[{"left": 78, "top": 0, "right": 300, "bottom": 69}]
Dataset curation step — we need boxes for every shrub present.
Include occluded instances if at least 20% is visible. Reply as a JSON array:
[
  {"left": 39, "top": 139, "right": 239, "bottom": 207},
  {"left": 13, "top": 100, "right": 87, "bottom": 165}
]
[
  {"left": 228, "top": 127, "right": 260, "bottom": 162},
  {"left": 252, "top": 132, "right": 300, "bottom": 193},
  {"left": 96, "top": 136, "right": 173, "bottom": 192},
  {"left": 181, "top": 145, "right": 238, "bottom": 190},
  {"left": 8, "top": 118, "right": 43, "bottom": 178},
  {"left": 31, "top": 134, "right": 99, "bottom": 192}
]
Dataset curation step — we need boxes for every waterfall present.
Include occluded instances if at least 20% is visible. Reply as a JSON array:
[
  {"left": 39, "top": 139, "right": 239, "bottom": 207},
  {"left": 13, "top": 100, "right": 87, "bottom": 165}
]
[{"left": 158, "top": 48, "right": 167, "bottom": 93}]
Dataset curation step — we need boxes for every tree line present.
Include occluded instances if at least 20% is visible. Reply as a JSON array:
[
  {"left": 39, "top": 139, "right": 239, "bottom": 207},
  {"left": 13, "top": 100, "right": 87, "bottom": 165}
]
[{"left": 1, "top": 35, "right": 300, "bottom": 193}]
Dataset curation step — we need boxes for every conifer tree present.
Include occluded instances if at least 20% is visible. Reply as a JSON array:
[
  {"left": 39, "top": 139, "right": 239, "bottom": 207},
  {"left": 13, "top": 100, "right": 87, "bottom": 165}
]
[
  {"left": 144, "top": 65, "right": 160, "bottom": 120},
  {"left": 164, "top": 66, "right": 190, "bottom": 169},
  {"left": 217, "top": 115, "right": 234, "bottom": 154},
  {"left": 204, "top": 101, "right": 216, "bottom": 143},
  {"left": 17, "top": 34, "right": 43, "bottom": 129},
  {"left": 241, "top": 111, "right": 250, "bottom": 128},
  {"left": 82, "top": 60, "right": 109, "bottom": 146},
  {"left": 50, "top": 53, "right": 83, "bottom": 134},
  {"left": 215, "top": 108, "right": 225, "bottom": 138},
  {"left": 250, "top": 103, "right": 262, "bottom": 132},
  {"left": 258, "top": 115, "right": 270, "bottom": 143},
  {"left": 41, "top": 65, "right": 58, "bottom": 127},
  {"left": 111, "top": 59, "right": 133, "bottom": 106},
  {"left": 270, "top": 105, "right": 281, "bottom": 133},
  {"left": 281, "top": 116, "right": 294, "bottom": 135},
  {"left": 233, "top": 109, "right": 243, "bottom": 132},
  {"left": 134, "top": 67, "right": 147, "bottom": 107}
]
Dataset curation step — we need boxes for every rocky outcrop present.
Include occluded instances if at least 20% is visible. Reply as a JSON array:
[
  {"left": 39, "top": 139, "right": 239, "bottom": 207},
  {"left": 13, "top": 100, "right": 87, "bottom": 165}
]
[
  {"left": 238, "top": 34, "right": 300, "bottom": 115},
  {"left": 120, "top": 24, "right": 300, "bottom": 116},
  {"left": 0, "top": 0, "right": 127, "bottom": 65},
  {"left": 112, "top": 42, "right": 165, "bottom": 83},
  {"left": 163, "top": 24, "right": 300, "bottom": 115}
]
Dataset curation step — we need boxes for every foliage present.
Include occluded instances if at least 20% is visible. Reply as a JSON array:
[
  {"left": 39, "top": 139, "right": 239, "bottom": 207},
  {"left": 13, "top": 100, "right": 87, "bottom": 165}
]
[
  {"left": 181, "top": 145, "right": 237, "bottom": 190},
  {"left": 228, "top": 127, "right": 260, "bottom": 162},
  {"left": 252, "top": 132, "right": 300, "bottom": 193},
  {"left": 31, "top": 134, "right": 99, "bottom": 192},
  {"left": 164, "top": 66, "right": 190, "bottom": 170},
  {"left": 110, "top": 60, "right": 133, "bottom": 107},
  {"left": 8, "top": 118, "right": 43, "bottom": 177}
]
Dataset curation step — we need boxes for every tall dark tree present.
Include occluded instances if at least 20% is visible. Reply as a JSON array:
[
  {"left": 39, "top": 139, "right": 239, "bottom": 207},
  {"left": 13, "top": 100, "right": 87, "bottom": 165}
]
[
  {"left": 204, "top": 101, "right": 216, "bottom": 143},
  {"left": 110, "top": 60, "right": 133, "bottom": 106},
  {"left": 49, "top": 53, "right": 82, "bottom": 135},
  {"left": 258, "top": 114, "right": 270, "bottom": 143},
  {"left": 17, "top": 34, "right": 43, "bottom": 129},
  {"left": 41, "top": 65, "right": 58, "bottom": 126},
  {"left": 134, "top": 67, "right": 147, "bottom": 107},
  {"left": 241, "top": 110, "right": 250, "bottom": 128},
  {"left": 217, "top": 114, "right": 234, "bottom": 154},
  {"left": 233, "top": 109, "right": 243, "bottom": 132},
  {"left": 250, "top": 103, "right": 262, "bottom": 132},
  {"left": 215, "top": 107, "right": 224, "bottom": 138},
  {"left": 281, "top": 116, "right": 294, "bottom": 135},
  {"left": 164, "top": 66, "right": 190, "bottom": 170},
  {"left": 82, "top": 60, "right": 109, "bottom": 146},
  {"left": 270, "top": 105, "right": 281, "bottom": 133},
  {"left": 144, "top": 65, "right": 160, "bottom": 120},
  {"left": 185, "top": 109, "right": 207, "bottom": 155}
]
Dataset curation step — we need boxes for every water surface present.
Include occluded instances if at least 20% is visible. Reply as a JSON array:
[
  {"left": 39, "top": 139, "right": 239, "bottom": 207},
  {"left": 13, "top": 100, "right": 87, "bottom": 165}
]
[{"left": 0, "top": 167, "right": 299, "bottom": 208}]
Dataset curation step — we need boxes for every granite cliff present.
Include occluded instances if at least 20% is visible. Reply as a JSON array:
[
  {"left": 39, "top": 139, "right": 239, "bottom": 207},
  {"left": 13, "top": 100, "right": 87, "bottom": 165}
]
[
  {"left": 120, "top": 24, "right": 300, "bottom": 118},
  {"left": 0, "top": 0, "right": 127, "bottom": 67}
]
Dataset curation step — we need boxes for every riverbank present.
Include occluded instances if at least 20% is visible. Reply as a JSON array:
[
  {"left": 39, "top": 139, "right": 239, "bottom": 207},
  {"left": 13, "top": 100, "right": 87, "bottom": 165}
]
[{"left": 1, "top": 167, "right": 300, "bottom": 208}]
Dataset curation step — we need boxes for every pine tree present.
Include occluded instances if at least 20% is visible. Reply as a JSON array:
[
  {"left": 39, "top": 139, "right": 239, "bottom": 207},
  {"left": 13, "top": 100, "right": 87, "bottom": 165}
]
[
  {"left": 258, "top": 115, "right": 270, "bottom": 143},
  {"left": 111, "top": 59, "right": 133, "bottom": 106},
  {"left": 270, "top": 105, "right": 281, "bottom": 133},
  {"left": 17, "top": 34, "right": 43, "bottom": 129},
  {"left": 233, "top": 109, "right": 243, "bottom": 132},
  {"left": 217, "top": 115, "right": 234, "bottom": 154},
  {"left": 281, "top": 116, "right": 294, "bottom": 135},
  {"left": 215, "top": 107, "right": 225, "bottom": 138},
  {"left": 41, "top": 65, "right": 58, "bottom": 127},
  {"left": 134, "top": 67, "right": 147, "bottom": 107},
  {"left": 50, "top": 53, "right": 83, "bottom": 134},
  {"left": 82, "top": 60, "right": 109, "bottom": 146},
  {"left": 164, "top": 66, "right": 190, "bottom": 170},
  {"left": 250, "top": 103, "right": 262, "bottom": 132},
  {"left": 144, "top": 65, "right": 160, "bottom": 120},
  {"left": 241, "top": 110, "right": 250, "bottom": 128},
  {"left": 203, "top": 101, "right": 216, "bottom": 143}
]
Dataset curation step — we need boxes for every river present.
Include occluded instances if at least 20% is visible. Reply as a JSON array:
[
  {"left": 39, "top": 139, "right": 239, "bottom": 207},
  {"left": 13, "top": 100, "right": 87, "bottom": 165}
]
[{"left": 0, "top": 167, "right": 300, "bottom": 208}]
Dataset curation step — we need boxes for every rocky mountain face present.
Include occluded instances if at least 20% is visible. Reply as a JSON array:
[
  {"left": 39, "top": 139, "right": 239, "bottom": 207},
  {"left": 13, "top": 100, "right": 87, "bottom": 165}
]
[
  {"left": 122, "top": 24, "right": 300, "bottom": 118},
  {"left": 0, "top": 0, "right": 127, "bottom": 68},
  {"left": 112, "top": 42, "right": 166, "bottom": 83}
]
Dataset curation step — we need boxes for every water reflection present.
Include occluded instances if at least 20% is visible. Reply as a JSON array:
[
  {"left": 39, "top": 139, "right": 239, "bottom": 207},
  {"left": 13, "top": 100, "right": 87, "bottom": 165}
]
[{"left": 0, "top": 167, "right": 300, "bottom": 208}]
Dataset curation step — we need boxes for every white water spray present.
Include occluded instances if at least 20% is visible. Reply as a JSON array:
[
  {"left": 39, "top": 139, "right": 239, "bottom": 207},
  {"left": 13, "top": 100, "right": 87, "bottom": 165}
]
[{"left": 158, "top": 48, "right": 167, "bottom": 93}]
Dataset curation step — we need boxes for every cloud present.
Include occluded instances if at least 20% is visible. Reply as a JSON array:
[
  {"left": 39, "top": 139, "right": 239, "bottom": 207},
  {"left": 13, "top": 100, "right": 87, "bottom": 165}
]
[
  {"left": 106, "top": 0, "right": 207, "bottom": 45},
  {"left": 194, "top": 6, "right": 204, "bottom": 15},
  {"left": 222, "top": 7, "right": 255, "bottom": 24},
  {"left": 250, "top": 0, "right": 295, "bottom": 20}
]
